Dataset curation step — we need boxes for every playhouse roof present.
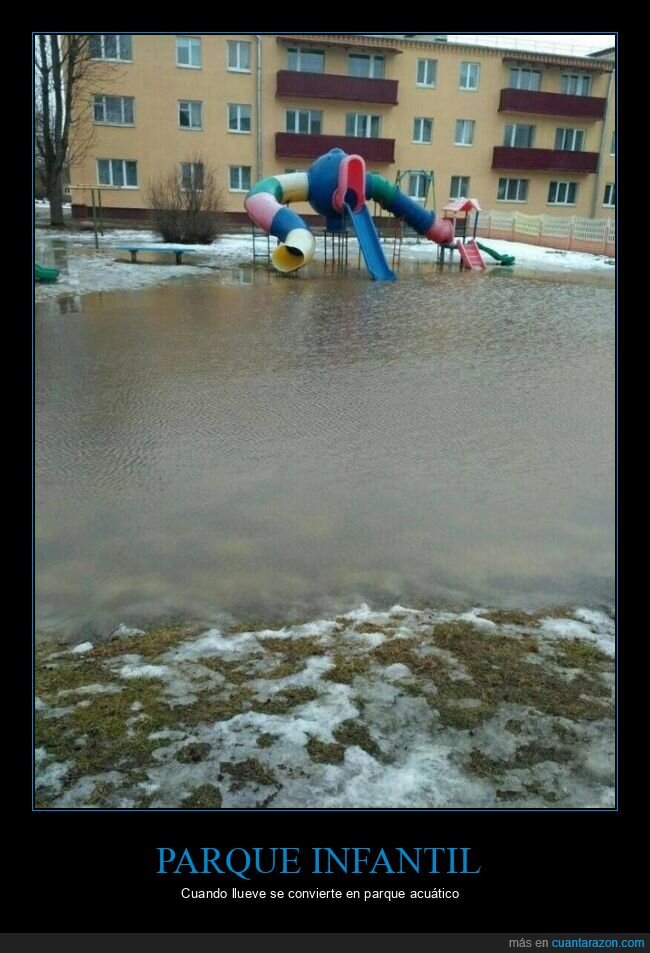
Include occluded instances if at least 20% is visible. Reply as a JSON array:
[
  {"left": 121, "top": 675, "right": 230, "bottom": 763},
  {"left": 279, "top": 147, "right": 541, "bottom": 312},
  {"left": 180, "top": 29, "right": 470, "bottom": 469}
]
[{"left": 442, "top": 197, "right": 482, "bottom": 213}]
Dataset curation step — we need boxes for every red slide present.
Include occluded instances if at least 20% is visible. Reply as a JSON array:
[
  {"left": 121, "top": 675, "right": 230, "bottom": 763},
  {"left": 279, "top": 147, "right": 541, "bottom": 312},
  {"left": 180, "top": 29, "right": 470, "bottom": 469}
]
[{"left": 456, "top": 239, "right": 486, "bottom": 271}]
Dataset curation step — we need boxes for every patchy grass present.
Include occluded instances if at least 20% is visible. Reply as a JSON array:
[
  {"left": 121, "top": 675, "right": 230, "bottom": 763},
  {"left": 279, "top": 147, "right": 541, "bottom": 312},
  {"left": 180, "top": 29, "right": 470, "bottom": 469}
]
[
  {"left": 323, "top": 654, "right": 371, "bottom": 684},
  {"left": 554, "top": 639, "right": 613, "bottom": 673},
  {"left": 307, "top": 738, "right": 345, "bottom": 764},
  {"left": 253, "top": 686, "right": 320, "bottom": 714},
  {"left": 182, "top": 784, "right": 222, "bottom": 809},
  {"left": 35, "top": 607, "right": 614, "bottom": 809},
  {"left": 176, "top": 742, "right": 211, "bottom": 763},
  {"left": 220, "top": 758, "right": 277, "bottom": 789},
  {"left": 262, "top": 636, "right": 328, "bottom": 658},
  {"left": 481, "top": 607, "right": 574, "bottom": 627},
  {"left": 431, "top": 621, "right": 611, "bottom": 722},
  {"left": 256, "top": 733, "right": 279, "bottom": 749},
  {"left": 333, "top": 719, "right": 383, "bottom": 760},
  {"left": 466, "top": 741, "right": 572, "bottom": 784}
]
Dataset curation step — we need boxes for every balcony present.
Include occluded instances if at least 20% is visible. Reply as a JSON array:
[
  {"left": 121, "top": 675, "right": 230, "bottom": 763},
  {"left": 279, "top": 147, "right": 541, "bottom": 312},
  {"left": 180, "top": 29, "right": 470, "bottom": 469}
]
[
  {"left": 492, "top": 147, "right": 599, "bottom": 173},
  {"left": 276, "top": 132, "right": 395, "bottom": 163},
  {"left": 499, "top": 88, "right": 607, "bottom": 120},
  {"left": 277, "top": 70, "right": 399, "bottom": 105}
]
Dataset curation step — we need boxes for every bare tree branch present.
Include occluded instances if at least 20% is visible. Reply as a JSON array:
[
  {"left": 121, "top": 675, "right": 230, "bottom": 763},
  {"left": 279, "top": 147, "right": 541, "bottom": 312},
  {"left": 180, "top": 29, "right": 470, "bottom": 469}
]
[{"left": 34, "top": 33, "right": 124, "bottom": 225}]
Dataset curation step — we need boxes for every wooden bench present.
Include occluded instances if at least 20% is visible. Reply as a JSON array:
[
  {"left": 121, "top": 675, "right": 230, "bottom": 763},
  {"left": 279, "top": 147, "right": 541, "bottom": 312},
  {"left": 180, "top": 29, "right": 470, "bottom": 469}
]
[{"left": 115, "top": 244, "right": 197, "bottom": 265}]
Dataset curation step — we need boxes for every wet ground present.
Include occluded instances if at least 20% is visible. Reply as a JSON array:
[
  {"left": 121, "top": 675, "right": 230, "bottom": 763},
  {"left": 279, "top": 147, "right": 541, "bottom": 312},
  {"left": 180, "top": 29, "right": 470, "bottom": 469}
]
[{"left": 35, "top": 256, "right": 614, "bottom": 640}]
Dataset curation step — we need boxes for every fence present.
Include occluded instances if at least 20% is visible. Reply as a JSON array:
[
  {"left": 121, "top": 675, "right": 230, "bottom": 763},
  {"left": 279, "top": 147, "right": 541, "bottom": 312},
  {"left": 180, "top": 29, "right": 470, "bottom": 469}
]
[{"left": 472, "top": 210, "right": 615, "bottom": 257}]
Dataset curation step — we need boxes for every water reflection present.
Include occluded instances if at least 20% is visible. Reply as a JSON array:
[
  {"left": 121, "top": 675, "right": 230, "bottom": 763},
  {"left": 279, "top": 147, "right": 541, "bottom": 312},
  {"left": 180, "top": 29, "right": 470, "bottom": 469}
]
[{"left": 35, "top": 267, "right": 614, "bottom": 639}]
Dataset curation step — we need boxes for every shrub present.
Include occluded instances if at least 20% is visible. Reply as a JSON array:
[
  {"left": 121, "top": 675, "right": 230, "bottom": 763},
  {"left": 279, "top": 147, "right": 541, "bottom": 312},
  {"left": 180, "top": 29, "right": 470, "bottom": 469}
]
[{"left": 146, "top": 156, "right": 224, "bottom": 244}]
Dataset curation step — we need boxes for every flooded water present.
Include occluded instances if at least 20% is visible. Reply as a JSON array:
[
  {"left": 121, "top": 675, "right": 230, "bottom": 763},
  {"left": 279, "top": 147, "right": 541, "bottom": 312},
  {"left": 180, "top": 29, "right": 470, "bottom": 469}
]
[{"left": 35, "top": 264, "right": 614, "bottom": 640}]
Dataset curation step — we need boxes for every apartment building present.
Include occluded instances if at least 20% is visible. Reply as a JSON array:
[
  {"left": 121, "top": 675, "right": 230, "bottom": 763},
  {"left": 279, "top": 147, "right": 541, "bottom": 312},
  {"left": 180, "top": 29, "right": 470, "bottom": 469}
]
[{"left": 69, "top": 33, "right": 616, "bottom": 223}]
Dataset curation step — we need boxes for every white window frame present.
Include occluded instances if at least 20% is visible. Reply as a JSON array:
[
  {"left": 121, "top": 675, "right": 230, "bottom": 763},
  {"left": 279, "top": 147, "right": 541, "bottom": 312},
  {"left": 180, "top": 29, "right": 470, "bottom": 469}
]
[
  {"left": 508, "top": 66, "right": 541, "bottom": 91},
  {"left": 229, "top": 165, "right": 251, "bottom": 192},
  {"left": 547, "top": 180, "right": 578, "bottom": 205},
  {"left": 416, "top": 58, "right": 437, "bottom": 88},
  {"left": 554, "top": 127, "right": 585, "bottom": 151},
  {"left": 497, "top": 178, "right": 529, "bottom": 203},
  {"left": 561, "top": 73, "right": 592, "bottom": 96},
  {"left": 610, "top": 130, "right": 615, "bottom": 156},
  {"left": 459, "top": 62, "right": 480, "bottom": 90},
  {"left": 227, "top": 40, "right": 251, "bottom": 73},
  {"left": 503, "top": 123, "right": 536, "bottom": 148},
  {"left": 286, "top": 45, "right": 325, "bottom": 73},
  {"left": 408, "top": 172, "right": 428, "bottom": 201},
  {"left": 89, "top": 34, "right": 132, "bottom": 62},
  {"left": 454, "top": 119, "right": 475, "bottom": 146},
  {"left": 93, "top": 94, "right": 134, "bottom": 126},
  {"left": 603, "top": 183, "right": 615, "bottom": 207},
  {"left": 450, "top": 175, "right": 470, "bottom": 200},
  {"left": 96, "top": 158, "right": 138, "bottom": 188},
  {"left": 178, "top": 100, "right": 202, "bottom": 131},
  {"left": 285, "top": 109, "right": 322, "bottom": 135},
  {"left": 345, "top": 113, "right": 381, "bottom": 138},
  {"left": 228, "top": 103, "right": 252, "bottom": 134},
  {"left": 413, "top": 117, "right": 433, "bottom": 144},
  {"left": 180, "top": 162, "right": 204, "bottom": 191},
  {"left": 176, "top": 36, "right": 201, "bottom": 69},
  {"left": 348, "top": 52, "right": 384, "bottom": 78}
]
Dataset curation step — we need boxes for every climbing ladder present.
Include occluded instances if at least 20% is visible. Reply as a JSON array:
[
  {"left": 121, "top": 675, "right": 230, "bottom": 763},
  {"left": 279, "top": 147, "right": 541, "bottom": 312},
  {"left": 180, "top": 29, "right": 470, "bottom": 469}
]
[
  {"left": 456, "top": 239, "right": 486, "bottom": 271},
  {"left": 251, "top": 222, "right": 271, "bottom": 263}
]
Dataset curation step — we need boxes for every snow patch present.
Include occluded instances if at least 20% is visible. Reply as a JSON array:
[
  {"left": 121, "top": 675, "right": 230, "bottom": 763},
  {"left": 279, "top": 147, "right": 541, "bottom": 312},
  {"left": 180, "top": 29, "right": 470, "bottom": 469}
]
[{"left": 69, "top": 641, "right": 93, "bottom": 654}]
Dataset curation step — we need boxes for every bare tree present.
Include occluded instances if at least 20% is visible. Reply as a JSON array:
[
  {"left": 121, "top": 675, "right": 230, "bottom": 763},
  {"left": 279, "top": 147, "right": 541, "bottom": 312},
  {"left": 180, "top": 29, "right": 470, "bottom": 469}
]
[
  {"left": 35, "top": 34, "right": 119, "bottom": 226},
  {"left": 146, "top": 157, "right": 225, "bottom": 244}
]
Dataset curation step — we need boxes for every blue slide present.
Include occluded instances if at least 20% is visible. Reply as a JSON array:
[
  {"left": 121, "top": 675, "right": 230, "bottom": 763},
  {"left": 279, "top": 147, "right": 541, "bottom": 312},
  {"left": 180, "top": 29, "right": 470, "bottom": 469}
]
[{"left": 344, "top": 203, "right": 397, "bottom": 282}]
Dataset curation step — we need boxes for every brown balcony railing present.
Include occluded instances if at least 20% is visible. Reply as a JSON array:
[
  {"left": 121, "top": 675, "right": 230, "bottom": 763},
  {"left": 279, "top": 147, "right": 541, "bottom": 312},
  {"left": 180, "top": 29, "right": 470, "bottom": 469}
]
[
  {"left": 276, "top": 132, "right": 395, "bottom": 163},
  {"left": 499, "top": 88, "right": 607, "bottom": 120},
  {"left": 277, "top": 70, "right": 398, "bottom": 105},
  {"left": 492, "top": 146, "right": 599, "bottom": 173}
]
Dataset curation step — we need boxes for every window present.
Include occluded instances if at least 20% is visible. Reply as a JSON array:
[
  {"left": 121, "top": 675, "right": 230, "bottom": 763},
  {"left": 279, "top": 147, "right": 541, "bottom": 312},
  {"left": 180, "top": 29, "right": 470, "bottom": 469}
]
[
  {"left": 348, "top": 53, "right": 384, "bottom": 78},
  {"left": 508, "top": 67, "right": 541, "bottom": 91},
  {"left": 228, "top": 103, "right": 251, "bottom": 133},
  {"left": 176, "top": 36, "right": 201, "bottom": 68},
  {"left": 561, "top": 73, "right": 591, "bottom": 96},
  {"left": 416, "top": 58, "right": 437, "bottom": 87},
  {"left": 413, "top": 117, "right": 433, "bottom": 143},
  {"left": 459, "top": 62, "right": 479, "bottom": 90},
  {"left": 503, "top": 123, "right": 536, "bottom": 148},
  {"left": 286, "top": 109, "right": 322, "bottom": 134},
  {"left": 181, "top": 162, "right": 204, "bottom": 190},
  {"left": 228, "top": 40, "right": 251, "bottom": 72},
  {"left": 89, "top": 34, "right": 132, "bottom": 62},
  {"left": 97, "top": 158, "right": 137, "bottom": 187},
  {"left": 554, "top": 128, "right": 585, "bottom": 151},
  {"left": 286, "top": 46, "right": 324, "bottom": 73},
  {"left": 345, "top": 113, "right": 381, "bottom": 138},
  {"left": 454, "top": 119, "right": 475, "bottom": 146},
  {"left": 229, "top": 165, "right": 251, "bottom": 192},
  {"left": 450, "top": 175, "right": 470, "bottom": 199},
  {"left": 93, "top": 95, "right": 134, "bottom": 125},
  {"left": 497, "top": 178, "right": 529, "bottom": 202},
  {"left": 408, "top": 172, "right": 428, "bottom": 200},
  {"left": 603, "top": 183, "right": 615, "bottom": 207},
  {"left": 610, "top": 130, "right": 615, "bottom": 155},
  {"left": 548, "top": 181, "right": 578, "bottom": 205},
  {"left": 178, "top": 101, "right": 202, "bottom": 130}
]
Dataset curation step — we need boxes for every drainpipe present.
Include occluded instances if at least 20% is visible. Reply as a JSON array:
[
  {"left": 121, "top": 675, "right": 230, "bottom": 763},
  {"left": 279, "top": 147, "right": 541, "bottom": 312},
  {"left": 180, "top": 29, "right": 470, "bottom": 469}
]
[
  {"left": 591, "top": 67, "right": 614, "bottom": 218},
  {"left": 254, "top": 35, "right": 263, "bottom": 181}
]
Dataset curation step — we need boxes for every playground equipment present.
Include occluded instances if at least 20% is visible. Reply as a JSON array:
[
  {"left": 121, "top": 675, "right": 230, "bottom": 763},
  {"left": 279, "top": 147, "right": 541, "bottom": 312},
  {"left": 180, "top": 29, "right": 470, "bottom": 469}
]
[
  {"left": 475, "top": 241, "right": 515, "bottom": 267},
  {"left": 35, "top": 263, "right": 60, "bottom": 283},
  {"left": 244, "top": 148, "right": 454, "bottom": 281}
]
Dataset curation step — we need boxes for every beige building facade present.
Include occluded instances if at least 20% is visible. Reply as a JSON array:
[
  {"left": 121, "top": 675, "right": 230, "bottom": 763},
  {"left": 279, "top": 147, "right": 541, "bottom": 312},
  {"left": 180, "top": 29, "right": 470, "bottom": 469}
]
[{"left": 69, "top": 33, "right": 616, "bottom": 223}]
